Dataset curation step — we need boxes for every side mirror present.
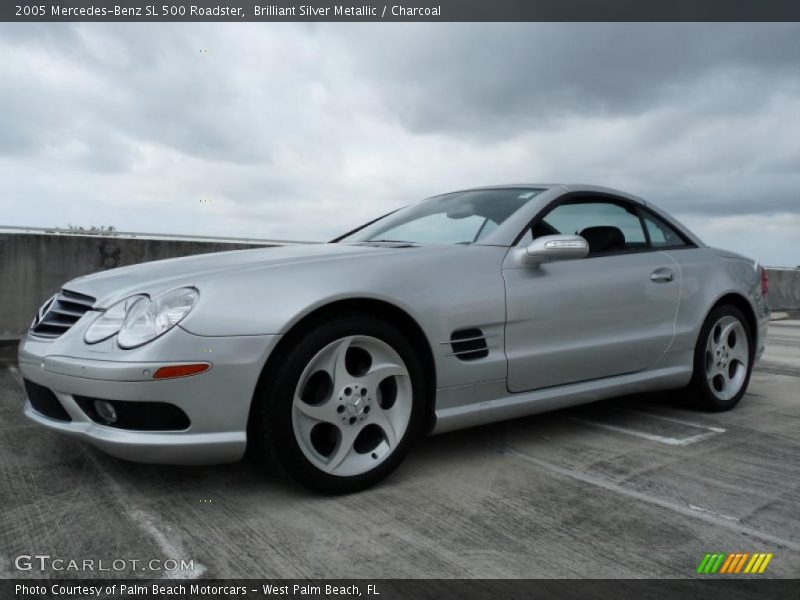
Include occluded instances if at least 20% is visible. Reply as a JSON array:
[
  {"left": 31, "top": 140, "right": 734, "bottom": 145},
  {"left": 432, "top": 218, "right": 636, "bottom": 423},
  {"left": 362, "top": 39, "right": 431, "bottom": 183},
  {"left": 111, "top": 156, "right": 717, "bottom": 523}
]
[{"left": 523, "top": 234, "right": 589, "bottom": 266}]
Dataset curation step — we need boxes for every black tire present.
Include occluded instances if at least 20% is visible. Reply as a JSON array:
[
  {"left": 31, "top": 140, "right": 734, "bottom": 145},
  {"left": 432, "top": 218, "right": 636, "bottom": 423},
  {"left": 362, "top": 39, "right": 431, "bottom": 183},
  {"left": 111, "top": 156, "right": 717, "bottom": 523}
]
[
  {"left": 686, "top": 304, "right": 754, "bottom": 411},
  {"left": 249, "top": 313, "right": 426, "bottom": 494}
]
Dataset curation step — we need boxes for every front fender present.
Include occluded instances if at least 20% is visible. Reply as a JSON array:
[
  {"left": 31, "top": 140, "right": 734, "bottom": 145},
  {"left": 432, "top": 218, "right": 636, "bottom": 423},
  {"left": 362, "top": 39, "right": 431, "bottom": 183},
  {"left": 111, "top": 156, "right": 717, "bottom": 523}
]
[{"left": 179, "top": 245, "right": 510, "bottom": 389}]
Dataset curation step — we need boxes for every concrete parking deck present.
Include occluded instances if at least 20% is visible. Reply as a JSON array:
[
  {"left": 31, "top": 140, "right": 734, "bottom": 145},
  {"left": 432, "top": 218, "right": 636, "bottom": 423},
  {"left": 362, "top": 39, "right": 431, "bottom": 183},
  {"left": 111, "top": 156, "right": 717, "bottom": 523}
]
[{"left": 1, "top": 324, "right": 798, "bottom": 579}]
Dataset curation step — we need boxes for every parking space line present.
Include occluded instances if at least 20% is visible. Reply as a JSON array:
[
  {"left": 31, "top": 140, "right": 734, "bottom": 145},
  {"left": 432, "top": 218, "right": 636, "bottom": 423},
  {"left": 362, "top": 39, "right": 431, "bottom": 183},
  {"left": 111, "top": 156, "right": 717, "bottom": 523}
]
[
  {"left": 84, "top": 452, "right": 207, "bottom": 580},
  {"left": 1, "top": 365, "right": 207, "bottom": 580},
  {"left": 614, "top": 408, "right": 726, "bottom": 433},
  {"left": 568, "top": 416, "right": 723, "bottom": 446},
  {"left": 755, "top": 365, "right": 800, "bottom": 378},
  {"left": 502, "top": 447, "right": 800, "bottom": 552},
  {"left": 6, "top": 364, "right": 22, "bottom": 384},
  {"left": 688, "top": 503, "right": 740, "bottom": 522}
]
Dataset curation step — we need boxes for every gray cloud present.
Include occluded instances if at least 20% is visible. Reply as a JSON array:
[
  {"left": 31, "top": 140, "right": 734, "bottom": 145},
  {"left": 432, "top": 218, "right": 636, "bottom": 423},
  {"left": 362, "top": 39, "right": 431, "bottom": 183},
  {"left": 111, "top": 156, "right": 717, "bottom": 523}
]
[
  {"left": 348, "top": 24, "right": 800, "bottom": 134},
  {"left": 0, "top": 22, "right": 798, "bottom": 265}
]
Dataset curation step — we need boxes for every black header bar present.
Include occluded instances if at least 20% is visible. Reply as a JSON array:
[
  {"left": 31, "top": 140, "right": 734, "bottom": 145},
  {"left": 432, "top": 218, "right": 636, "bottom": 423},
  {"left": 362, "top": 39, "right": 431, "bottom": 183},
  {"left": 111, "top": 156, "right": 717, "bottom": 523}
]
[
  {"left": 4, "top": 0, "right": 800, "bottom": 22},
  {"left": 4, "top": 579, "right": 800, "bottom": 600}
]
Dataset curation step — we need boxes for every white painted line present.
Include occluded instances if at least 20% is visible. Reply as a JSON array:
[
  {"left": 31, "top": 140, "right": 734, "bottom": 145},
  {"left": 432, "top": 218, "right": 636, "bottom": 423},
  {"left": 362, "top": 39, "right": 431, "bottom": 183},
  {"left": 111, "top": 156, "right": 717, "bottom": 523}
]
[
  {"left": 5, "top": 365, "right": 26, "bottom": 406},
  {"left": 615, "top": 408, "right": 726, "bottom": 433},
  {"left": 127, "top": 507, "right": 207, "bottom": 580},
  {"left": 688, "top": 504, "right": 740, "bottom": 522},
  {"left": 504, "top": 447, "right": 800, "bottom": 552},
  {"left": 86, "top": 453, "right": 207, "bottom": 580},
  {"left": 569, "top": 417, "right": 723, "bottom": 446},
  {"left": 3, "top": 367, "right": 205, "bottom": 580}
]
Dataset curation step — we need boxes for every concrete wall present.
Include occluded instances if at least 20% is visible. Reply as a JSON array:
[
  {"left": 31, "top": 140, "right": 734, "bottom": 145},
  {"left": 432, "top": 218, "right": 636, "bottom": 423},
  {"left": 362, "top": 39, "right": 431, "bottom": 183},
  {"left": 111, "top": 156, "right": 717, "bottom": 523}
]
[
  {"left": 0, "top": 232, "right": 276, "bottom": 340},
  {"left": 1, "top": 232, "right": 798, "bottom": 339},
  {"left": 767, "top": 267, "right": 800, "bottom": 311}
]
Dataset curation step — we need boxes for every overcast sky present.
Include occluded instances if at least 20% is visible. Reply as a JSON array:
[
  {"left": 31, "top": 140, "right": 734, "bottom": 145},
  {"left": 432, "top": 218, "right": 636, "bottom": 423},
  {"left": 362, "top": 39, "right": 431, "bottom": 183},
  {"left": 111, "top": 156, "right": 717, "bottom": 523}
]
[{"left": 1, "top": 23, "right": 798, "bottom": 265}]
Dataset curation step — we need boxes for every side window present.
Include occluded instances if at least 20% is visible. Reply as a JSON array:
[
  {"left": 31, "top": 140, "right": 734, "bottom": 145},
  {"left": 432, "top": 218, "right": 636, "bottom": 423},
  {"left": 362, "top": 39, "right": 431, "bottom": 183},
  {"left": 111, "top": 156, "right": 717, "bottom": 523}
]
[
  {"left": 642, "top": 212, "right": 689, "bottom": 248},
  {"left": 533, "top": 200, "right": 647, "bottom": 255}
]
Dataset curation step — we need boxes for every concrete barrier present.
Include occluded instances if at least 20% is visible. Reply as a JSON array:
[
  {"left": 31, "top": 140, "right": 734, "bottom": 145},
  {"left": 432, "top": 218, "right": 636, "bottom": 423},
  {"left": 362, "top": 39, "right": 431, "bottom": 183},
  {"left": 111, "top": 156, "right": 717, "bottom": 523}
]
[
  {"left": 0, "top": 230, "right": 283, "bottom": 340},
  {"left": 1, "top": 230, "right": 798, "bottom": 339},
  {"left": 766, "top": 267, "right": 800, "bottom": 311}
]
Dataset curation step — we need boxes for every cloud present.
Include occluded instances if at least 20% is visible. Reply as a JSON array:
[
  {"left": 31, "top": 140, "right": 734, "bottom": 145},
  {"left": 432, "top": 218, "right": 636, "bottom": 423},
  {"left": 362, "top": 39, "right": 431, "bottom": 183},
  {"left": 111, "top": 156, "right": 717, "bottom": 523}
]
[
  {"left": 0, "top": 22, "right": 798, "bottom": 265},
  {"left": 346, "top": 23, "right": 800, "bottom": 134}
]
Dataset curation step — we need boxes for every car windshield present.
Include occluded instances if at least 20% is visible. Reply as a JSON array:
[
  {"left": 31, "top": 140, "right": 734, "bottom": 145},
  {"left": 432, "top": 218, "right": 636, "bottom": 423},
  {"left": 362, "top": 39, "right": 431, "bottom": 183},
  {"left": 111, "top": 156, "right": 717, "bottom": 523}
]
[{"left": 337, "top": 188, "right": 543, "bottom": 245}]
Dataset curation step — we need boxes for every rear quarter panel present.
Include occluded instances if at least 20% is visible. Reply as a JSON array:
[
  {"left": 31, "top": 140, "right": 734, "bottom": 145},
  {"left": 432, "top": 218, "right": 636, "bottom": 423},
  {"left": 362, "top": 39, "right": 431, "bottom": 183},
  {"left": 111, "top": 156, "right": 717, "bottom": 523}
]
[{"left": 665, "top": 247, "right": 768, "bottom": 360}]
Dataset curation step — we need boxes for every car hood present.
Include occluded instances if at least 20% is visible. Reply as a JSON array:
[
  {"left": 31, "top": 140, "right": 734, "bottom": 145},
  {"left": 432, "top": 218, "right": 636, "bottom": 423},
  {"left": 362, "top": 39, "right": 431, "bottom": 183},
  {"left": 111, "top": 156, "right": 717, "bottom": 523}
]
[{"left": 63, "top": 242, "right": 436, "bottom": 308}]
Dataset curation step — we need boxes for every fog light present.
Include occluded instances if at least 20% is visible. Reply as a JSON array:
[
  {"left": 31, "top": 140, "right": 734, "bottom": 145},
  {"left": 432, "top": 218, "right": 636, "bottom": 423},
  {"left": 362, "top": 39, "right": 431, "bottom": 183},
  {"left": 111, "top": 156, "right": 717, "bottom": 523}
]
[{"left": 94, "top": 400, "right": 117, "bottom": 424}]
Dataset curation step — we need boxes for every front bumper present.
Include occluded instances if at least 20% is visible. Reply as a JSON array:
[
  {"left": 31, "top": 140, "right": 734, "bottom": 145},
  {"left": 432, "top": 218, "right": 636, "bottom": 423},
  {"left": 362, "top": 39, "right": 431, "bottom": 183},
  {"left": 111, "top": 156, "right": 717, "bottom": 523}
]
[{"left": 18, "top": 324, "right": 279, "bottom": 464}]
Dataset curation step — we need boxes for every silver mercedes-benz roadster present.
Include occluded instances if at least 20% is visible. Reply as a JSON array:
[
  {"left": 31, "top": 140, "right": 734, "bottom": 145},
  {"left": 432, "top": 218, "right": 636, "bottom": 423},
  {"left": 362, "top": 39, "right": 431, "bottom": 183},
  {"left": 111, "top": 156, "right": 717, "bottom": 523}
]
[{"left": 19, "top": 184, "right": 769, "bottom": 492}]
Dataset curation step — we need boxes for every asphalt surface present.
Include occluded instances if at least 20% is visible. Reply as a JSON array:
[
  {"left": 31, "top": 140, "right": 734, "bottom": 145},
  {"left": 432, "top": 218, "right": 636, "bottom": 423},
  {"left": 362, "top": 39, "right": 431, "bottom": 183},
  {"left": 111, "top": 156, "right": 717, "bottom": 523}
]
[{"left": 0, "top": 322, "right": 798, "bottom": 580}]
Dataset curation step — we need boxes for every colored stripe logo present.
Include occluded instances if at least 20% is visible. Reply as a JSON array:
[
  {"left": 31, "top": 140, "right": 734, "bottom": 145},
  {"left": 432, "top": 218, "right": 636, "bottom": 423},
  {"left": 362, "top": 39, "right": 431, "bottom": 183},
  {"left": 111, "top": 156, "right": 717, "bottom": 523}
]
[{"left": 697, "top": 552, "right": 773, "bottom": 574}]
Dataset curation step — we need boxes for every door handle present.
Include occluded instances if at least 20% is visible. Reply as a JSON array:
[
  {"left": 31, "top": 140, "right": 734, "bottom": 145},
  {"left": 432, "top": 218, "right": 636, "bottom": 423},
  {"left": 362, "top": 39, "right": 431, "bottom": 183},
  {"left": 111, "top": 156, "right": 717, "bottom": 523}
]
[{"left": 650, "top": 269, "right": 675, "bottom": 283}]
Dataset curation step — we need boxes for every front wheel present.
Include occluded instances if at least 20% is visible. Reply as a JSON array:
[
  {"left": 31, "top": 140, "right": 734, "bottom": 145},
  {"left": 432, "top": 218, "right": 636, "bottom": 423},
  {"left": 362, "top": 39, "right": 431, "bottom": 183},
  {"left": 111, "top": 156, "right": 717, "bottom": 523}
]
[
  {"left": 687, "top": 305, "right": 753, "bottom": 411},
  {"left": 251, "top": 315, "right": 425, "bottom": 493}
]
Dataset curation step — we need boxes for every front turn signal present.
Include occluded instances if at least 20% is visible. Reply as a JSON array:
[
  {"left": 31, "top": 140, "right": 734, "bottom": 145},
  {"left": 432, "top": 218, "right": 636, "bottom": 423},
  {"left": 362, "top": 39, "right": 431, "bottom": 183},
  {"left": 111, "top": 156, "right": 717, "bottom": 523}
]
[{"left": 153, "top": 363, "right": 210, "bottom": 380}]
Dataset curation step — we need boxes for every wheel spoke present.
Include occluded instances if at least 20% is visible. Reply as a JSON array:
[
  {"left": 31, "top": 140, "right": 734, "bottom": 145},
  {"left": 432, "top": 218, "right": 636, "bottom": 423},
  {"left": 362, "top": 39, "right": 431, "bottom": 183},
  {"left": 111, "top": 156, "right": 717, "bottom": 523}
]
[
  {"left": 293, "top": 410, "right": 317, "bottom": 442},
  {"left": 327, "top": 425, "right": 359, "bottom": 472},
  {"left": 719, "top": 320, "right": 739, "bottom": 348},
  {"left": 363, "top": 362, "right": 406, "bottom": 391},
  {"left": 705, "top": 350, "right": 721, "bottom": 378},
  {"left": 368, "top": 407, "right": 398, "bottom": 447},
  {"left": 716, "top": 376, "right": 730, "bottom": 400},
  {"left": 294, "top": 394, "right": 337, "bottom": 423},
  {"left": 706, "top": 332, "right": 718, "bottom": 356},
  {"left": 327, "top": 336, "right": 353, "bottom": 384},
  {"left": 728, "top": 338, "right": 749, "bottom": 365}
]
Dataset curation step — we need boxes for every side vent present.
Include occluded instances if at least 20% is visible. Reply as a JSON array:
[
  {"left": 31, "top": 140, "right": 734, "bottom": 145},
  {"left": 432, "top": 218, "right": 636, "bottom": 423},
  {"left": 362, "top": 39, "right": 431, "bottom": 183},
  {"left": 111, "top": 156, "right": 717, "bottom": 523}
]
[{"left": 450, "top": 328, "right": 489, "bottom": 361}]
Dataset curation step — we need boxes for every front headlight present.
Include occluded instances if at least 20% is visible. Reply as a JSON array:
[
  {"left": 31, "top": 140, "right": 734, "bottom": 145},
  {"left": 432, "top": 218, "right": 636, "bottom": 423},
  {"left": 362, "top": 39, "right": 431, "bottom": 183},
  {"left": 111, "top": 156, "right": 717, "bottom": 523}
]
[
  {"left": 84, "top": 295, "right": 146, "bottom": 344},
  {"left": 117, "top": 287, "right": 199, "bottom": 349}
]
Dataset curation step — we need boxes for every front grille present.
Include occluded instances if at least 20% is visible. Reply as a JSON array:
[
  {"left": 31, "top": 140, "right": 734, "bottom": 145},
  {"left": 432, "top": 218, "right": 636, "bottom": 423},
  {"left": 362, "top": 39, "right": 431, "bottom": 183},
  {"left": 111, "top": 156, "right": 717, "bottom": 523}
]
[
  {"left": 24, "top": 379, "right": 72, "bottom": 422},
  {"left": 30, "top": 289, "right": 96, "bottom": 339},
  {"left": 74, "top": 396, "right": 191, "bottom": 431}
]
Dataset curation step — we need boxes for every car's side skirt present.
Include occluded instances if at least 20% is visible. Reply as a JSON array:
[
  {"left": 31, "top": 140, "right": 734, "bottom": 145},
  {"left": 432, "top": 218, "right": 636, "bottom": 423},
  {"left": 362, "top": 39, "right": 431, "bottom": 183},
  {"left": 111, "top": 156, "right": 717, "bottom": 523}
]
[{"left": 431, "top": 349, "right": 693, "bottom": 434}]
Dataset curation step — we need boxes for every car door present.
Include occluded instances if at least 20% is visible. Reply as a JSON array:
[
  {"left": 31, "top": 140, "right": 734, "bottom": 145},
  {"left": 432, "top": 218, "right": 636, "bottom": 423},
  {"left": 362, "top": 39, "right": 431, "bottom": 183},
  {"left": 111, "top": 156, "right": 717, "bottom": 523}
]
[{"left": 503, "top": 195, "right": 681, "bottom": 393}]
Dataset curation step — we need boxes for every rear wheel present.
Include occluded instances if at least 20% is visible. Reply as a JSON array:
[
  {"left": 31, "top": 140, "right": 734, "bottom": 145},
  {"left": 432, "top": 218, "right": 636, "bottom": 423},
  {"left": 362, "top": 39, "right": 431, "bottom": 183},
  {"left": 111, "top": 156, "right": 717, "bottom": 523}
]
[
  {"left": 687, "top": 305, "right": 753, "bottom": 411},
  {"left": 251, "top": 315, "right": 424, "bottom": 493}
]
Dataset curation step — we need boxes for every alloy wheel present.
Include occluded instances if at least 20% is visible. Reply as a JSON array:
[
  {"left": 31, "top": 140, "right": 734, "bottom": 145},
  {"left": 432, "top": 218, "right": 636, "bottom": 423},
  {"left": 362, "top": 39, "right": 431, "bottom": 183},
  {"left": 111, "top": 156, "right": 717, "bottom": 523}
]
[
  {"left": 704, "top": 315, "right": 749, "bottom": 401},
  {"left": 292, "top": 335, "right": 412, "bottom": 477}
]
